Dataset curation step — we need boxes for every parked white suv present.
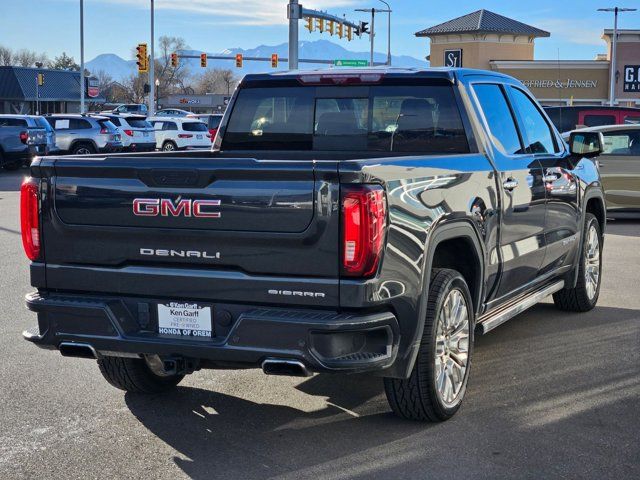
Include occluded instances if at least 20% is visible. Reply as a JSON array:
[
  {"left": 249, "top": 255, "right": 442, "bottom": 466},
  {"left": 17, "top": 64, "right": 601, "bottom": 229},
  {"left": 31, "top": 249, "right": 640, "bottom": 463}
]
[
  {"left": 147, "top": 117, "right": 211, "bottom": 151},
  {"left": 99, "top": 114, "right": 156, "bottom": 152}
]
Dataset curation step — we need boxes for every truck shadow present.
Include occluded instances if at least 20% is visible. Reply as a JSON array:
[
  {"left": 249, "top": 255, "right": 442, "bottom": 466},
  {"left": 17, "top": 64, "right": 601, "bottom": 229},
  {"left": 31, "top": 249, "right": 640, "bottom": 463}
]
[
  {"left": 0, "top": 167, "right": 28, "bottom": 192},
  {"left": 123, "top": 304, "right": 640, "bottom": 479},
  {"left": 606, "top": 219, "right": 640, "bottom": 238}
]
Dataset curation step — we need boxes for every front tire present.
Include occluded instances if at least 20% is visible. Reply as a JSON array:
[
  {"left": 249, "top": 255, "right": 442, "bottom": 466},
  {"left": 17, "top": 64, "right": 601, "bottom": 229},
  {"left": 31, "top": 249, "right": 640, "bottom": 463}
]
[
  {"left": 98, "top": 356, "right": 184, "bottom": 393},
  {"left": 71, "top": 143, "right": 95, "bottom": 155},
  {"left": 553, "top": 213, "right": 602, "bottom": 312},
  {"left": 384, "top": 268, "right": 474, "bottom": 421}
]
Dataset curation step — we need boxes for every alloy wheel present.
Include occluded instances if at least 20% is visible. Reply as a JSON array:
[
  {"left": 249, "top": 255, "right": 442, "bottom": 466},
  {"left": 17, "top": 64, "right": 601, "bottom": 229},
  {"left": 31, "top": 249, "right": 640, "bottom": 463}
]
[
  {"left": 584, "top": 224, "right": 600, "bottom": 300},
  {"left": 434, "top": 288, "right": 470, "bottom": 407}
]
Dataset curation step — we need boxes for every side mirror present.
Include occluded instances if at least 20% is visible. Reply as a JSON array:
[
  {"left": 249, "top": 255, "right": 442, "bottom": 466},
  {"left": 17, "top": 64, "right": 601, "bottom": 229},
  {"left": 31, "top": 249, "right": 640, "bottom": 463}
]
[{"left": 569, "top": 131, "right": 604, "bottom": 158}]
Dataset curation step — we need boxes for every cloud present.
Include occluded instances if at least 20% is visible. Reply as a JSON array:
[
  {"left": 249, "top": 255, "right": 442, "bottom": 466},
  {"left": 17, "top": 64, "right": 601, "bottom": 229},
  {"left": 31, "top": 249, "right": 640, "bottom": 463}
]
[{"left": 99, "top": 0, "right": 362, "bottom": 26}]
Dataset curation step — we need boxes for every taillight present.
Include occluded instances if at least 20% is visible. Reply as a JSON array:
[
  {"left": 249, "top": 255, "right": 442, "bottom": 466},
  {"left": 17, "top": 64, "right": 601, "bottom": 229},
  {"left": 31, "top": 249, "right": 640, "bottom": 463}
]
[
  {"left": 178, "top": 134, "right": 193, "bottom": 138},
  {"left": 99, "top": 127, "right": 108, "bottom": 134},
  {"left": 19, "top": 131, "right": 29, "bottom": 144},
  {"left": 20, "top": 178, "right": 41, "bottom": 261},
  {"left": 209, "top": 128, "right": 217, "bottom": 142},
  {"left": 123, "top": 129, "right": 134, "bottom": 136},
  {"left": 341, "top": 185, "right": 386, "bottom": 277}
]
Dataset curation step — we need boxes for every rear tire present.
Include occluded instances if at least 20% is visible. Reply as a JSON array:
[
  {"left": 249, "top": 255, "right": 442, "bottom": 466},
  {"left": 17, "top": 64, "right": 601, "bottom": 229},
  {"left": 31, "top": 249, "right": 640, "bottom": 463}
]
[
  {"left": 553, "top": 213, "right": 602, "bottom": 312},
  {"left": 71, "top": 143, "right": 95, "bottom": 155},
  {"left": 97, "top": 356, "right": 184, "bottom": 393},
  {"left": 162, "top": 141, "right": 177, "bottom": 151},
  {"left": 384, "top": 268, "right": 474, "bottom": 421}
]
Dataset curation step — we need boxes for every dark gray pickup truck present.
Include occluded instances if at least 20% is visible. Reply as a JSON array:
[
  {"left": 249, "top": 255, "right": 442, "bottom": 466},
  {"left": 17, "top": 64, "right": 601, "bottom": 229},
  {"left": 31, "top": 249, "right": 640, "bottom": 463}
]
[{"left": 21, "top": 68, "right": 606, "bottom": 421}]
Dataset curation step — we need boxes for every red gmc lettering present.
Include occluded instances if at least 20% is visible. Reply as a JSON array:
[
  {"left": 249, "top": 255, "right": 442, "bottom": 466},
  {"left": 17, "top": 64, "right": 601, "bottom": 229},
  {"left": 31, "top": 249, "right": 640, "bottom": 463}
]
[
  {"left": 132, "top": 198, "right": 159, "bottom": 216},
  {"left": 193, "top": 200, "right": 221, "bottom": 218},
  {"left": 133, "top": 198, "right": 221, "bottom": 218}
]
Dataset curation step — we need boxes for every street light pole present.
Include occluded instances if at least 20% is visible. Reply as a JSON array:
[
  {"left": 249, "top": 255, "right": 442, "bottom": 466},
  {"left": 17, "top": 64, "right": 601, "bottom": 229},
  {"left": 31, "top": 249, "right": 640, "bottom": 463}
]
[
  {"left": 598, "top": 7, "right": 637, "bottom": 106},
  {"left": 370, "top": 8, "right": 375, "bottom": 66},
  {"left": 149, "top": 0, "right": 155, "bottom": 115},
  {"left": 378, "top": 0, "right": 391, "bottom": 65},
  {"left": 80, "top": 0, "right": 85, "bottom": 114}
]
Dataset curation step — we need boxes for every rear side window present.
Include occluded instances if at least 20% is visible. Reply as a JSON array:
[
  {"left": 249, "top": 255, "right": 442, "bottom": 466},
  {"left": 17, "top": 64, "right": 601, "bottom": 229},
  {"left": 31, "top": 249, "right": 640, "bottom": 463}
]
[
  {"left": 584, "top": 114, "right": 616, "bottom": 127},
  {"left": 473, "top": 84, "right": 523, "bottom": 155},
  {"left": 126, "top": 118, "right": 152, "bottom": 128},
  {"left": 222, "top": 84, "right": 469, "bottom": 153},
  {"left": 0, "top": 117, "right": 28, "bottom": 127},
  {"left": 182, "top": 122, "right": 208, "bottom": 132},
  {"left": 509, "top": 87, "right": 559, "bottom": 154},
  {"left": 109, "top": 117, "right": 122, "bottom": 126},
  {"left": 98, "top": 120, "right": 116, "bottom": 131},
  {"left": 602, "top": 130, "right": 640, "bottom": 155},
  {"left": 69, "top": 119, "right": 92, "bottom": 129}
]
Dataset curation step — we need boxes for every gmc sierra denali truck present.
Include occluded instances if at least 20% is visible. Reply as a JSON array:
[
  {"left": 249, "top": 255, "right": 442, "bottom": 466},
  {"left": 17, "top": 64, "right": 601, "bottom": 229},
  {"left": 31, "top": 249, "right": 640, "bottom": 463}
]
[{"left": 21, "top": 68, "right": 606, "bottom": 422}]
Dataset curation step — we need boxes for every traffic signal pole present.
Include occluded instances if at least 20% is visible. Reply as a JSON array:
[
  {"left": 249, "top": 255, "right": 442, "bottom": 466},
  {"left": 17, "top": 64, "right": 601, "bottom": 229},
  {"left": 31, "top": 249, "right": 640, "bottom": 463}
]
[
  {"left": 80, "top": 0, "right": 85, "bottom": 114},
  {"left": 287, "top": 0, "right": 300, "bottom": 70},
  {"left": 149, "top": 0, "right": 155, "bottom": 115}
]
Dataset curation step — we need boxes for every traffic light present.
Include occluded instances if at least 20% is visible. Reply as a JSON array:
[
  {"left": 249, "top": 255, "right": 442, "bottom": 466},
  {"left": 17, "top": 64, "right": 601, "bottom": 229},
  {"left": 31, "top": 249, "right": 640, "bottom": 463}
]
[
  {"left": 271, "top": 53, "right": 278, "bottom": 68},
  {"left": 337, "top": 22, "right": 343, "bottom": 39},
  {"left": 170, "top": 52, "right": 178, "bottom": 67},
  {"left": 347, "top": 26, "right": 352, "bottom": 41},
  {"left": 136, "top": 43, "right": 148, "bottom": 73},
  {"left": 37, "top": 73, "right": 44, "bottom": 86},
  {"left": 200, "top": 53, "right": 207, "bottom": 68},
  {"left": 356, "top": 21, "right": 369, "bottom": 36},
  {"left": 328, "top": 21, "right": 335, "bottom": 36},
  {"left": 235, "top": 53, "right": 243, "bottom": 68},
  {"left": 316, "top": 18, "right": 324, "bottom": 32},
  {"left": 305, "top": 17, "right": 314, "bottom": 32}
]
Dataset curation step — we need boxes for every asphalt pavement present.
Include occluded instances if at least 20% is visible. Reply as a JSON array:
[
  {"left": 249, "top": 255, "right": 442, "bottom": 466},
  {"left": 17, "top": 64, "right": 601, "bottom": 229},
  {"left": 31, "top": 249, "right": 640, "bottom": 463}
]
[{"left": 0, "top": 168, "right": 638, "bottom": 480}]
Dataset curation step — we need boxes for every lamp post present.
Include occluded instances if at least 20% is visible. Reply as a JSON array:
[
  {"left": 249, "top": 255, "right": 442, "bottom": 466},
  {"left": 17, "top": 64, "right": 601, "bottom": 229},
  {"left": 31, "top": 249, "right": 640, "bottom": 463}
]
[
  {"left": 35, "top": 62, "right": 43, "bottom": 115},
  {"left": 356, "top": 6, "right": 391, "bottom": 67},
  {"left": 80, "top": 0, "right": 85, "bottom": 113},
  {"left": 378, "top": 0, "right": 391, "bottom": 66},
  {"left": 598, "top": 7, "right": 637, "bottom": 106},
  {"left": 155, "top": 78, "right": 160, "bottom": 112}
]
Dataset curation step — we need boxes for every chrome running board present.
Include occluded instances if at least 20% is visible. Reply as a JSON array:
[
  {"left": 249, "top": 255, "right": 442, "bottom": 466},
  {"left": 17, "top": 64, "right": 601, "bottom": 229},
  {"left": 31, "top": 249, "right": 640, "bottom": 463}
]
[{"left": 477, "top": 280, "right": 565, "bottom": 334}]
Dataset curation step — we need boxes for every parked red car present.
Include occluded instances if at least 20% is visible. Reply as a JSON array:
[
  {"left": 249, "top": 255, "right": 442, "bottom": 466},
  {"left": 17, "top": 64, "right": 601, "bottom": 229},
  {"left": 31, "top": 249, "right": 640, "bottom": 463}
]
[{"left": 544, "top": 105, "right": 640, "bottom": 133}]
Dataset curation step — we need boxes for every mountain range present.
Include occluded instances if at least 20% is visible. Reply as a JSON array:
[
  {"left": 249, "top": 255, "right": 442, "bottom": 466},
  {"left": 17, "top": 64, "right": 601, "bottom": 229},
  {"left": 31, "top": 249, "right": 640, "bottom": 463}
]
[{"left": 86, "top": 40, "right": 428, "bottom": 81}]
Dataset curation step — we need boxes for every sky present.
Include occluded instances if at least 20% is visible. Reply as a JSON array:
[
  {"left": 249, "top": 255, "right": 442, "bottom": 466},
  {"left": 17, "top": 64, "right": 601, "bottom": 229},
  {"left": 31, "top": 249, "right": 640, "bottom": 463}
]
[{"left": 0, "top": 0, "right": 639, "bottom": 62}]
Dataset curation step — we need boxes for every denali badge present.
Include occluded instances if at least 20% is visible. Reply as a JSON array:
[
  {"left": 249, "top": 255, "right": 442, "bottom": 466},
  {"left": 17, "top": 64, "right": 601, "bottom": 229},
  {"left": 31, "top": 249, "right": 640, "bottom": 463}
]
[
  {"left": 133, "top": 198, "right": 221, "bottom": 218},
  {"left": 140, "top": 248, "right": 220, "bottom": 259},
  {"left": 268, "top": 289, "right": 326, "bottom": 298}
]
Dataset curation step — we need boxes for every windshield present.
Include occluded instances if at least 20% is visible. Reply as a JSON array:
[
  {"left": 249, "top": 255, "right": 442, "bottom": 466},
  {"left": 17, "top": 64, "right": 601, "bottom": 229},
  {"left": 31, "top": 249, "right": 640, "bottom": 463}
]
[{"left": 222, "top": 84, "right": 469, "bottom": 153}]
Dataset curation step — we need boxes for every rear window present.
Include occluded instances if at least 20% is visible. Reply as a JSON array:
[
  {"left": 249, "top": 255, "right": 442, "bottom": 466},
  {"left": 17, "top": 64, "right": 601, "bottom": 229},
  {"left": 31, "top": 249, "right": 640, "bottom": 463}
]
[
  {"left": 222, "top": 84, "right": 469, "bottom": 153},
  {"left": 127, "top": 118, "right": 152, "bottom": 128},
  {"left": 0, "top": 117, "right": 28, "bottom": 127},
  {"left": 182, "top": 122, "right": 208, "bottom": 132},
  {"left": 208, "top": 115, "right": 222, "bottom": 129},
  {"left": 34, "top": 117, "right": 53, "bottom": 131},
  {"left": 98, "top": 120, "right": 117, "bottom": 131}
]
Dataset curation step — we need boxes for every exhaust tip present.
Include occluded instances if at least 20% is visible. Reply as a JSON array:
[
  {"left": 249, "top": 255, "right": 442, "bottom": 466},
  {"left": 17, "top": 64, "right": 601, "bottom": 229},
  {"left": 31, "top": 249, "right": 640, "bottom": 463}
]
[
  {"left": 262, "top": 358, "right": 311, "bottom": 377},
  {"left": 59, "top": 342, "right": 97, "bottom": 359}
]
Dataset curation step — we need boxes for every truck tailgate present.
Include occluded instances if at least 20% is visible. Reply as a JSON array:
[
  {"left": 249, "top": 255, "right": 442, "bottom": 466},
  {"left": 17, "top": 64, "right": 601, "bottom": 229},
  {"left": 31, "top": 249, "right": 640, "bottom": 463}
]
[{"left": 37, "top": 154, "right": 340, "bottom": 297}]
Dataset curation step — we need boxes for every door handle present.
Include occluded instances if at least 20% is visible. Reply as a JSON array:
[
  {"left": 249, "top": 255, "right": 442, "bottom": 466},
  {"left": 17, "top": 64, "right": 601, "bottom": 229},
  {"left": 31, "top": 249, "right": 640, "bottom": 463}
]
[{"left": 503, "top": 178, "right": 519, "bottom": 191}]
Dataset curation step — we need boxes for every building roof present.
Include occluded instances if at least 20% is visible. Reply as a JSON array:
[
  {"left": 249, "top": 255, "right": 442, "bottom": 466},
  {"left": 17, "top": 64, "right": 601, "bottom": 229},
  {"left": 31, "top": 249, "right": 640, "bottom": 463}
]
[
  {"left": 0, "top": 66, "right": 105, "bottom": 102},
  {"left": 415, "top": 9, "right": 550, "bottom": 38}
]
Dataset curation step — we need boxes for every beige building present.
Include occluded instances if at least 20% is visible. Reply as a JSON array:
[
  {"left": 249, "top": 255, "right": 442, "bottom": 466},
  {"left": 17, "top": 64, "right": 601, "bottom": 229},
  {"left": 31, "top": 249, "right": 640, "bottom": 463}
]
[{"left": 415, "top": 10, "right": 640, "bottom": 106}]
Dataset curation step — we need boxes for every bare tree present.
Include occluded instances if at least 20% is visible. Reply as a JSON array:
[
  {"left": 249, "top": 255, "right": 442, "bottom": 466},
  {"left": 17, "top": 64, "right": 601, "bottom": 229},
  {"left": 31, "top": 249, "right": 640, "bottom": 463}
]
[
  {"left": 154, "top": 36, "right": 191, "bottom": 95},
  {"left": 0, "top": 45, "right": 13, "bottom": 66},
  {"left": 194, "top": 69, "right": 238, "bottom": 95}
]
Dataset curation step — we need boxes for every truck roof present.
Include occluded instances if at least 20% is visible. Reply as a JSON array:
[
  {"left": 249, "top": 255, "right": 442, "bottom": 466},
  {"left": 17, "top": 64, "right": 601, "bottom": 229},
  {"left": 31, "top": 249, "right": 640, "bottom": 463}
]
[{"left": 242, "top": 66, "right": 518, "bottom": 85}]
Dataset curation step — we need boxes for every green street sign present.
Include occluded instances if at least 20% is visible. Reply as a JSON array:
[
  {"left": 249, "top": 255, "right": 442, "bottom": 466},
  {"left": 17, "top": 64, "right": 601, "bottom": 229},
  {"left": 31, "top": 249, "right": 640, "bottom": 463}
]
[{"left": 333, "top": 59, "right": 369, "bottom": 67}]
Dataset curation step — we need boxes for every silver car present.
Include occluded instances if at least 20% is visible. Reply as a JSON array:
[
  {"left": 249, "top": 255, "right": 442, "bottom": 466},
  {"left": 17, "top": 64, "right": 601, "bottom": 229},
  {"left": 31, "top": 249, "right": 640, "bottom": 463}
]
[{"left": 45, "top": 114, "right": 123, "bottom": 155}]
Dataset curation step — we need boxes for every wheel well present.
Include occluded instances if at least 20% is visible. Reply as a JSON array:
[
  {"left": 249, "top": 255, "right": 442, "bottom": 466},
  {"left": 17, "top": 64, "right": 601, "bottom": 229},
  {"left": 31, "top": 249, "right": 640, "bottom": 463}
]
[
  {"left": 586, "top": 197, "right": 605, "bottom": 234},
  {"left": 431, "top": 237, "right": 481, "bottom": 311},
  {"left": 70, "top": 140, "right": 95, "bottom": 152}
]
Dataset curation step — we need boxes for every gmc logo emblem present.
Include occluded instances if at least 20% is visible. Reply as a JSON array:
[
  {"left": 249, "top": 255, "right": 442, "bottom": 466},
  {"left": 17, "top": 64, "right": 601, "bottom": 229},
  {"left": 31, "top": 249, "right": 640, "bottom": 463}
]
[{"left": 133, "top": 198, "right": 221, "bottom": 218}]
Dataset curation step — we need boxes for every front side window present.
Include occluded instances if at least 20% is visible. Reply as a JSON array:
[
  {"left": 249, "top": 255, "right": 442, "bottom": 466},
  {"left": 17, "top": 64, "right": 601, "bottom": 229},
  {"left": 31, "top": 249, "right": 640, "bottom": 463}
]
[
  {"left": 602, "top": 131, "right": 640, "bottom": 156},
  {"left": 473, "top": 84, "right": 522, "bottom": 155},
  {"left": 0, "top": 117, "right": 27, "bottom": 127},
  {"left": 509, "top": 87, "right": 558, "bottom": 154},
  {"left": 163, "top": 122, "right": 177, "bottom": 131}
]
